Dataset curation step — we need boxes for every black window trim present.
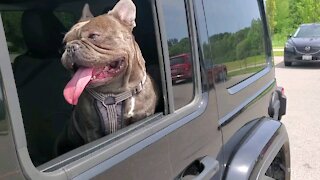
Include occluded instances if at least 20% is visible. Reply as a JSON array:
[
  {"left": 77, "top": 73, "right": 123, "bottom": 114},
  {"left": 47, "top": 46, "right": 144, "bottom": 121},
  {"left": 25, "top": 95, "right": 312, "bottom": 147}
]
[
  {"left": 0, "top": 0, "right": 205, "bottom": 179},
  {"left": 159, "top": 0, "right": 202, "bottom": 112}
]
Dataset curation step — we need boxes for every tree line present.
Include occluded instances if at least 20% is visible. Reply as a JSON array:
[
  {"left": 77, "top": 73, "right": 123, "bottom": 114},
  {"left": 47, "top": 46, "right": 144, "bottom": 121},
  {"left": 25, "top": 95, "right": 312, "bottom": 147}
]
[{"left": 168, "top": 19, "right": 264, "bottom": 64}]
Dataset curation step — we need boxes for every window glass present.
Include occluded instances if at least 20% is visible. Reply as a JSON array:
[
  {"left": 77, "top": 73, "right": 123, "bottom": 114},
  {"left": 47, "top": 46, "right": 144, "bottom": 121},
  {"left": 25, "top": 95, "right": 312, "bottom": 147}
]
[
  {"left": 203, "top": 0, "right": 267, "bottom": 86},
  {"left": 162, "top": 0, "right": 195, "bottom": 110}
]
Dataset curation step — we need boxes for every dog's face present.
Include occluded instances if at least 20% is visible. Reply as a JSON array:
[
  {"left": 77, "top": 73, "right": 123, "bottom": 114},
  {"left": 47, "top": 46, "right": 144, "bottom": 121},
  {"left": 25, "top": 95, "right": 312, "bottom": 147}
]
[{"left": 62, "top": 0, "right": 142, "bottom": 105}]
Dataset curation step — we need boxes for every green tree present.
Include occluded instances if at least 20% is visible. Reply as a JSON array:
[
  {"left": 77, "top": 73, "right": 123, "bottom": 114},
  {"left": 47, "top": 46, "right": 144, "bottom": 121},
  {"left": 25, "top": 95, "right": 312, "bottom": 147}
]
[
  {"left": 296, "top": 0, "right": 320, "bottom": 23},
  {"left": 168, "top": 37, "right": 191, "bottom": 56},
  {"left": 274, "top": 0, "right": 291, "bottom": 35},
  {"left": 266, "top": 0, "right": 277, "bottom": 35}
]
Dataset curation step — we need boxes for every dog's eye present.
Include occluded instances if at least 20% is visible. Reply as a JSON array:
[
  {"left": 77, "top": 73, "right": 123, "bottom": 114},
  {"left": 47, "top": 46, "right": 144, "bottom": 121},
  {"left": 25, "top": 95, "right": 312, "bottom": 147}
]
[{"left": 88, "top": 33, "right": 100, "bottom": 40}]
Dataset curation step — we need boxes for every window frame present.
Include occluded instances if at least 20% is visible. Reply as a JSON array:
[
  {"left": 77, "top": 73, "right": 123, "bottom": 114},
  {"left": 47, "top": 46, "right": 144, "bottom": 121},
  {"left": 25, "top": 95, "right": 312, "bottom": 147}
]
[
  {"left": 0, "top": 0, "right": 205, "bottom": 179},
  {"left": 159, "top": 0, "right": 201, "bottom": 112}
]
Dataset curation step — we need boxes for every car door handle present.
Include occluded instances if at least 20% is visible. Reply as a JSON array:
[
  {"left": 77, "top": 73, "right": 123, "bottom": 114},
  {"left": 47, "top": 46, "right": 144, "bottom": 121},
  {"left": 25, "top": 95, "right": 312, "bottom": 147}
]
[
  {"left": 193, "top": 156, "right": 219, "bottom": 180},
  {"left": 176, "top": 156, "right": 219, "bottom": 180}
]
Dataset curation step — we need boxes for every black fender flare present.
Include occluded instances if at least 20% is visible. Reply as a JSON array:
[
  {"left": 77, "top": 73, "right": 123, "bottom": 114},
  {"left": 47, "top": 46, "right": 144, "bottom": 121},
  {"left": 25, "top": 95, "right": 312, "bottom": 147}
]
[{"left": 224, "top": 118, "right": 290, "bottom": 180}]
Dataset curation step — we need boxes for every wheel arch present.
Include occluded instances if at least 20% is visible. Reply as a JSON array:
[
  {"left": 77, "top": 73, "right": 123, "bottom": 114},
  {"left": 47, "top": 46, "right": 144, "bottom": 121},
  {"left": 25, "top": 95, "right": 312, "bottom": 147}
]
[{"left": 223, "top": 118, "right": 290, "bottom": 180}]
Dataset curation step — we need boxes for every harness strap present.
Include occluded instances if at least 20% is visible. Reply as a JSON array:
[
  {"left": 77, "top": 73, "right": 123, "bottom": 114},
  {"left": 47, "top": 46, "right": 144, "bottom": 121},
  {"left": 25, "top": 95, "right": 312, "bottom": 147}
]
[{"left": 86, "top": 73, "right": 147, "bottom": 135}]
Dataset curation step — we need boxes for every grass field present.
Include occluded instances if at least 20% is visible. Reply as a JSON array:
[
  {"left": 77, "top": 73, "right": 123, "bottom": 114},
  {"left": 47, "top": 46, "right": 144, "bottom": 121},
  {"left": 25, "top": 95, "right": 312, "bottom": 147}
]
[
  {"left": 273, "top": 51, "right": 284, "bottom": 56},
  {"left": 222, "top": 55, "right": 266, "bottom": 77},
  {"left": 228, "top": 65, "right": 264, "bottom": 77},
  {"left": 224, "top": 55, "right": 266, "bottom": 71}
]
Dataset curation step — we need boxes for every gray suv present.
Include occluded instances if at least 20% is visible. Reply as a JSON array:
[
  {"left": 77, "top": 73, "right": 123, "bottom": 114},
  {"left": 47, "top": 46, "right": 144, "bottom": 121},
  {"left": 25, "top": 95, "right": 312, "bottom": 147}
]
[{"left": 0, "top": 0, "right": 289, "bottom": 179}]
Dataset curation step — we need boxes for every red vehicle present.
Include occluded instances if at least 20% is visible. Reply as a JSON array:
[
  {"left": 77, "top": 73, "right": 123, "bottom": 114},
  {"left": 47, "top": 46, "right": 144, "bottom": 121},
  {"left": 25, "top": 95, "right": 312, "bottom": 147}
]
[{"left": 170, "top": 53, "right": 193, "bottom": 83}]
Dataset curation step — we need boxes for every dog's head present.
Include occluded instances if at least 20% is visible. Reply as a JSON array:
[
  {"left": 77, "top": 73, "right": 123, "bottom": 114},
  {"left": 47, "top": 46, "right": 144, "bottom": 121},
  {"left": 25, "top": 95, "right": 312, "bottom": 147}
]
[{"left": 62, "top": 0, "right": 146, "bottom": 105}]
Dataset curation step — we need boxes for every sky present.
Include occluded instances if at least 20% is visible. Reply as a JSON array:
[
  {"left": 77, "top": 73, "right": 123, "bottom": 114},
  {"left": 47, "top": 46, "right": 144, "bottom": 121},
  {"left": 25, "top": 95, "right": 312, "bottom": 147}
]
[{"left": 162, "top": 0, "right": 262, "bottom": 40}]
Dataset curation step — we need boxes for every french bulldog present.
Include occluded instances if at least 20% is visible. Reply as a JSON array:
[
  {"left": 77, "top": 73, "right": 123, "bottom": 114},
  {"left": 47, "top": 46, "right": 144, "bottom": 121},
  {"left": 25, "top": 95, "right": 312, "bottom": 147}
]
[{"left": 56, "top": 0, "right": 158, "bottom": 154}]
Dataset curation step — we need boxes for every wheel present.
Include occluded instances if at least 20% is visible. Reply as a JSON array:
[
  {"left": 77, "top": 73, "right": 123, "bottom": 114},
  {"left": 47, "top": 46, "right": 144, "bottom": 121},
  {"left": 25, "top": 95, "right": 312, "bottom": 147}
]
[
  {"left": 265, "top": 149, "right": 289, "bottom": 180},
  {"left": 284, "top": 61, "right": 292, "bottom": 66}
]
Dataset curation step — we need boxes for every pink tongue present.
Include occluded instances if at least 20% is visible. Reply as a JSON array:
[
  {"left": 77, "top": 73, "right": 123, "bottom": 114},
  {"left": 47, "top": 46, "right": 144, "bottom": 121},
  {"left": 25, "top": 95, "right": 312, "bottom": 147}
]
[{"left": 63, "top": 67, "right": 94, "bottom": 105}]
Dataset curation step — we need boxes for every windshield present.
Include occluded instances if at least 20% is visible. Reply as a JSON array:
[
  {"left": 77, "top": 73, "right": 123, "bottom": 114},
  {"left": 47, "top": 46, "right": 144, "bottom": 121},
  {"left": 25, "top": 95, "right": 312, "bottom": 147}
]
[
  {"left": 170, "top": 57, "right": 185, "bottom": 65},
  {"left": 294, "top": 25, "right": 320, "bottom": 38}
]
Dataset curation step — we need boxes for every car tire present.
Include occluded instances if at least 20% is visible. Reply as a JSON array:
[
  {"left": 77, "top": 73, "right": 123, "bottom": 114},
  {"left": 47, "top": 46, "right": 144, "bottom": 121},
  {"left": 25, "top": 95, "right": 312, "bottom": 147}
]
[{"left": 284, "top": 61, "right": 292, "bottom": 66}]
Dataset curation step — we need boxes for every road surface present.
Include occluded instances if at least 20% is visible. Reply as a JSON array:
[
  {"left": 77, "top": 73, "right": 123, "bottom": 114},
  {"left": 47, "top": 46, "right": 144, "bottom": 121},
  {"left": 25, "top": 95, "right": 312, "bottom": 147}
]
[{"left": 274, "top": 56, "right": 320, "bottom": 180}]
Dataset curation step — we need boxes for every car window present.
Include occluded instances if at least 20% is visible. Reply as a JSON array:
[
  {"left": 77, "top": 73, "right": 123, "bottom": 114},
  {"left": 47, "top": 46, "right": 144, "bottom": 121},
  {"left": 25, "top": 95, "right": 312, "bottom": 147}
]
[
  {"left": 202, "top": 0, "right": 267, "bottom": 87},
  {"left": 170, "top": 57, "right": 185, "bottom": 65},
  {"left": 162, "top": 0, "right": 195, "bottom": 110},
  {"left": 294, "top": 25, "right": 320, "bottom": 38},
  {"left": 1, "top": 9, "right": 77, "bottom": 166},
  {"left": 0, "top": 0, "right": 197, "bottom": 168}
]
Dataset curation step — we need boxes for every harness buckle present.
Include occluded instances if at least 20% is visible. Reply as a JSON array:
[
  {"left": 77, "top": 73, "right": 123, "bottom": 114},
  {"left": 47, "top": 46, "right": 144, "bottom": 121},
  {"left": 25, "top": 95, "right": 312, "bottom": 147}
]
[{"left": 103, "top": 96, "right": 116, "bottom": 106}]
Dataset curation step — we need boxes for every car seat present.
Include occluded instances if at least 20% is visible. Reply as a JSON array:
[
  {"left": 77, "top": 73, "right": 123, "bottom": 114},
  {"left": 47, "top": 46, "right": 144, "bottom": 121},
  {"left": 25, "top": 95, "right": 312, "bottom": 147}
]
[{"left": 12, "top": 9, "right": 73, "bottom": 166}]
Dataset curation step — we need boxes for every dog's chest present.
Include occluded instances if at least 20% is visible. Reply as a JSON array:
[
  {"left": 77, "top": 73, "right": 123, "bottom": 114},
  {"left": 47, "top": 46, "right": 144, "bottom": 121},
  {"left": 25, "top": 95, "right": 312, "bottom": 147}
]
[
  {"left": 93, "top": 95, "right": 141, "bottom": 135},
  {"left": 94, "top": 100, "right": 126, "bottom": 135}
]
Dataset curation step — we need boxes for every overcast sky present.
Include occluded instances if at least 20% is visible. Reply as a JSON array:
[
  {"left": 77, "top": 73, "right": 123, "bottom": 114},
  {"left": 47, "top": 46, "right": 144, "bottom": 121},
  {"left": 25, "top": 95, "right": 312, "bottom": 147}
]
[{"left": 163, "top": 0, "right": 262, "bottom": 40}]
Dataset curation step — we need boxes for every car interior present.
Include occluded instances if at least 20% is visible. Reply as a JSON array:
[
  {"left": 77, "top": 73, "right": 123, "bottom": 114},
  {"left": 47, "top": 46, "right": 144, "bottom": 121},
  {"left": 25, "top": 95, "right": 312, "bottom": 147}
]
[{"left": 0, "top": 0, "right": 164, "bottom": 166}]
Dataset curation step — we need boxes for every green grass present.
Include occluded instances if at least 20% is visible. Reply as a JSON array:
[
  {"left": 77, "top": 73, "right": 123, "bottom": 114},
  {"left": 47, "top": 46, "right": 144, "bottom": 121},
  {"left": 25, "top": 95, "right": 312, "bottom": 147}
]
[
  {"left": 228, "top": 65, "right": 265, "bottom": 77},
  {"left": 224, "top": 55, "right": 266, "bottom": 72},
  {"left": 273, "top": 51, "right": 284, "bottom": 56},
  {"left": 272, "top": 33, "right": 287, "bottom": 47}
]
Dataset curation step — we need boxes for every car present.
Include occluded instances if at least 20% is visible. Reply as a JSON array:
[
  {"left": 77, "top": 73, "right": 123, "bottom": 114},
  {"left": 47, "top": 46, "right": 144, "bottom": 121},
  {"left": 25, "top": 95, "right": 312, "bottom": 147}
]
[
  {"left": 284, "top": 23, "right": 320, "bottom": 66},
  {"left": 170, "top": 53, "right": 193, "bottom": 84},
  {"left": 0, "top": 0, "right": 290, "bottom": 179}
]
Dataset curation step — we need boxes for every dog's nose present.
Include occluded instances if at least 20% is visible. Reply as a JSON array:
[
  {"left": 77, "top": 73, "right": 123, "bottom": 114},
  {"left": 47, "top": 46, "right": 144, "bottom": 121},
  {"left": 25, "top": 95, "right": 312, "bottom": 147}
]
[{"left": 66, "top": 44, "right": 80, "bottom": 53}]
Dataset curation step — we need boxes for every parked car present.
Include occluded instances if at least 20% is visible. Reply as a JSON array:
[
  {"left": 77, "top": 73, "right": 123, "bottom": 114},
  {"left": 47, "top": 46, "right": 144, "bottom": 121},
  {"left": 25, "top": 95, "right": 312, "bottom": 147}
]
[
  {"left": 284, "top": 23, "right": 320, "bottom": 66},
  {"left": 0, "top": 0, "right": 290, "bottom": 179},
  {"left": 170, "top": 53, "right": 193, "bottom": 83}
]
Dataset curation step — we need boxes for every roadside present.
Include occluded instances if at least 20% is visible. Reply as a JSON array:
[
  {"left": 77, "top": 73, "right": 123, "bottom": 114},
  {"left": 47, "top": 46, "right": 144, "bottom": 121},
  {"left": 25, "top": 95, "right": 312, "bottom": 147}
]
[
  {"left": 274, "top": 56, "right": 320, "bottom": 180},
  {"left": 273, "top": 47, "right": 284, "bottom": 57}
]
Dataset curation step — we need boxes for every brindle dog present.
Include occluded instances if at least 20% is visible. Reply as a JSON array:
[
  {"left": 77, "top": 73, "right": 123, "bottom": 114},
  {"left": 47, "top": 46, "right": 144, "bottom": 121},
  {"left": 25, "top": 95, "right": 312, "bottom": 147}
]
[{"left": 56, "top": 0, "right": 158, "bottom": 154}]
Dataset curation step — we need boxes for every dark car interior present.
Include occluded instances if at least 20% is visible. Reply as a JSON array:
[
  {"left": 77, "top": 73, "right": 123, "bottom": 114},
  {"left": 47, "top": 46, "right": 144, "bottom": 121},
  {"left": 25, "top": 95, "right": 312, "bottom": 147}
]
[{"left": 0, "top": 0, "right": 164, "bottom": 166}]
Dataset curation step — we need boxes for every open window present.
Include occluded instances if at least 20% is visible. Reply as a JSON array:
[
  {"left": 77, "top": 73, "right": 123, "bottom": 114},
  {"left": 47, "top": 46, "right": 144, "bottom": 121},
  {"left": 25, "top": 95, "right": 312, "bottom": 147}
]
[{"left": 0, "top": 0, "right": 201, "bottom": 174}]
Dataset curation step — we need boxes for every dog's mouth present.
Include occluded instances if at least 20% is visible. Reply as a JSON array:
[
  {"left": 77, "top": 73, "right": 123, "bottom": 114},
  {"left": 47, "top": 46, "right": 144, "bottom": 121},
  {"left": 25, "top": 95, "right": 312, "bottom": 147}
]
[
  {"left": 90, "top": 59, "right": 125, "bottom": 82},
  {"left": 63, "top": 59, "right": 126, "bottom": 105}
]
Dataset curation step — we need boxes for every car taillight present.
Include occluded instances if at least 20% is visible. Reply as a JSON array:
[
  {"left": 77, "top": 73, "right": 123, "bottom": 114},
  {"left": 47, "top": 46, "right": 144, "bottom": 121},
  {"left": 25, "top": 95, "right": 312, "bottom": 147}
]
[
  {"left": 279, "top": 87, "right": 285, "bottom": 95},
  {"left": 183, "top": 64, "right": 189, "bottom": 70}
]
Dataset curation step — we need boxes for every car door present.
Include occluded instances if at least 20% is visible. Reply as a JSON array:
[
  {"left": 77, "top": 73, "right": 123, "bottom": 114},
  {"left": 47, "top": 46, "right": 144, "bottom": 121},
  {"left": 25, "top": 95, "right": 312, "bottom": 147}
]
[{"left": 201, "top": 0, "right": 275, "bottom": 154}]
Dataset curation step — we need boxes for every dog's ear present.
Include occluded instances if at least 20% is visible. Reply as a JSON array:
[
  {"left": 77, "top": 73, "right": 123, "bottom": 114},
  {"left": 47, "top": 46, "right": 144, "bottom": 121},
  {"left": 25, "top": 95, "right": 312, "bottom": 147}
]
[
  {"left": 108, "top": 0, "right": 136, "bottom": 30},
  {"left": 79, "top": 3, "right": 94, "bottom": 22}
]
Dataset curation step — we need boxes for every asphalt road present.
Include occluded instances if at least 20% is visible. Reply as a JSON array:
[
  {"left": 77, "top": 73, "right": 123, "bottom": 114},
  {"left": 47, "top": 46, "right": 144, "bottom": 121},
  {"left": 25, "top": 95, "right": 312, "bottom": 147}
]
[{"left": 274, "top": 56, "right": 320, "bottom": 180}]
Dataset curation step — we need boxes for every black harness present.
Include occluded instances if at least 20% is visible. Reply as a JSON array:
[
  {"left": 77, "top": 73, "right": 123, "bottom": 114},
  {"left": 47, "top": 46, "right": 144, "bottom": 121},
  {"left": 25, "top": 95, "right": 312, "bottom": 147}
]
[{"left": 86, "top": 74, "right": 146, "bottom": 135}]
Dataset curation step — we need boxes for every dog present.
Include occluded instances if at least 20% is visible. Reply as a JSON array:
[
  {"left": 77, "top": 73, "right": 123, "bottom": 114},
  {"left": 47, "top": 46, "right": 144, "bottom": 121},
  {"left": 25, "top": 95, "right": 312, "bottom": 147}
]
[{"left": 56, "top": 0, "right": 158, "bottom": 154}]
